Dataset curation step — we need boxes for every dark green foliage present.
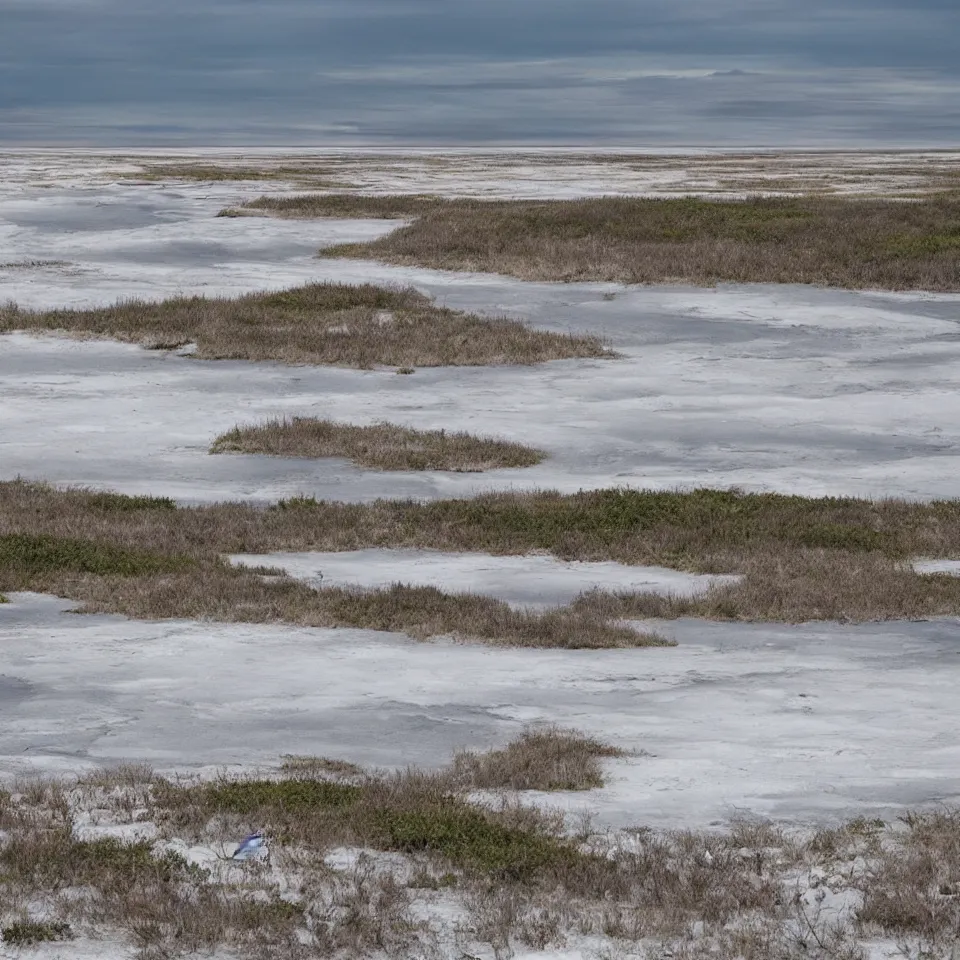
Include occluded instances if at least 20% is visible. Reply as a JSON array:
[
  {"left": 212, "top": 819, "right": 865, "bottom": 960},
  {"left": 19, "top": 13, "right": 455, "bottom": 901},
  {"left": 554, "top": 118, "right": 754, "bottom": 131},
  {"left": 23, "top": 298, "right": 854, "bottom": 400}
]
[
  {"left": 85, "top": 492, "right": 177, "bottom": 511},
  {"left": 1, "top": 921, "right": 72, "bottom": 945},
  {"left": 369, "top": 802, "right": 582, "bottom": 880},
  {"left": 0, "top": 534, "right": 193, "bottom": 577},
  {"left": 197, "top": 778, "right": 361, "bottom": 814}
]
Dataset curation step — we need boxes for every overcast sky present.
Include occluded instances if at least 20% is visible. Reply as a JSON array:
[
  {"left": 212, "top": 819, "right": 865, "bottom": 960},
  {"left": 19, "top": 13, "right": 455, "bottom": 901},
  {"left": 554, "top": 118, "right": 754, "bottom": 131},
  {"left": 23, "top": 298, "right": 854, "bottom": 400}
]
[{"left": 1, "top": 0, "right": 958, "bottom": 146}]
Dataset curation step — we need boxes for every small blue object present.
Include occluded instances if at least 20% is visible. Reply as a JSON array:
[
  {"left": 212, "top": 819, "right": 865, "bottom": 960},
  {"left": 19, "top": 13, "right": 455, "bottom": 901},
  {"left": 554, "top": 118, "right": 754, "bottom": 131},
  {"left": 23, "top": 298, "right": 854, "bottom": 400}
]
[{"left": 231, "top": 830, "right": 267, "bottom": 861}]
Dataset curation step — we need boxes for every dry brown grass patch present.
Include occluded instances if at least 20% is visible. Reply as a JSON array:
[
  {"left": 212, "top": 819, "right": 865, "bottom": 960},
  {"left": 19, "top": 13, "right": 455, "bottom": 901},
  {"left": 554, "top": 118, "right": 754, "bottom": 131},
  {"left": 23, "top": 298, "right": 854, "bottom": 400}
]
[
  {"left": 6, "top": 481, "right": 960, "bottom": 624},
  {"left": 222, "top": 193, "right": 442, "bottom": 219},
  {"left": 229, "top": 193, "right": 960, "bottom": 291},
  {"left": 453, "top": 727, "right": 626, "bottom": 791},
  {"left": 0, "top": 282, "right": 610, "bottom": 368},
  {"left": 211, "top": 417, "right": 546, "bottom": 472},
  {"left": 63, "top": 569, "right": 666, "bottom": 649}
]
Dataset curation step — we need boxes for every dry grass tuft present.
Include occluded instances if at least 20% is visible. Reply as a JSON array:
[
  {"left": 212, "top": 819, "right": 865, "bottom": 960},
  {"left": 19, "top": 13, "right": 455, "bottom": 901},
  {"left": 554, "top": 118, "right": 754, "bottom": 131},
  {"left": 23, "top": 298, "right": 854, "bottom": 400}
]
[
  {"left": 453, "top": 727, "right": 626, "bottom": 791},
  {"left": 231, "top": 192, "right": 960, "bottom": 291},
  {"left": 211, "top": 417, "right": 546, "bottom": 472},
  {"left": 0, "top": 282, "right": 611, "bottom": 368}
]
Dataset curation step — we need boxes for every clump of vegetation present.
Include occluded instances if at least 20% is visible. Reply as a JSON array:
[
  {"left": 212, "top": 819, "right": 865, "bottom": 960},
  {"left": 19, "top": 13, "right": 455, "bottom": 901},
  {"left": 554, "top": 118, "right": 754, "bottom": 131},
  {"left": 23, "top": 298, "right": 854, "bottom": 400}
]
[
  {"left": 211, "top": 417, "right": 546, "bottom": 472},
  {"left": 453, "top": 727, "right": 626, "bottom": 791},
  {"left": 85, "top": 491, "right": 177, "bottom": 512},
  {"left": 229, "top": 192, "right": 960, "bottom": 291},
  {"left": 159, "top": 768, "right": 586, "bottom": 882},
  {"left": 222, "top": 193, "right": 441, "bottom": 219},
  {"left": 0, "top": 282, "right": 612, "bottom": 368},
  {"left": 1, "top": 921, "right": 72, "bottom": 945}
]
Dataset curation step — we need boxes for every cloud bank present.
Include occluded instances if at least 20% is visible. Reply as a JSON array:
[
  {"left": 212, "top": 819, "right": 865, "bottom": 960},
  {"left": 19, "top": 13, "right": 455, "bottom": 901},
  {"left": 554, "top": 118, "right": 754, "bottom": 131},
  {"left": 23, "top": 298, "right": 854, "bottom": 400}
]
[{"left": 1, "top": 0, "right": 957, "bottom": 146}]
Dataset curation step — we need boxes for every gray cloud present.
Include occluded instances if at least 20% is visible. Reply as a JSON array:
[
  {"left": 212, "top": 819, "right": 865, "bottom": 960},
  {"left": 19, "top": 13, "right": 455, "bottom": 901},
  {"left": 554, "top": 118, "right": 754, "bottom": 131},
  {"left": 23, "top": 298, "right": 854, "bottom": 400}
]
[{"left": 0, "top": 0, "right": 957, "bottom": 145}]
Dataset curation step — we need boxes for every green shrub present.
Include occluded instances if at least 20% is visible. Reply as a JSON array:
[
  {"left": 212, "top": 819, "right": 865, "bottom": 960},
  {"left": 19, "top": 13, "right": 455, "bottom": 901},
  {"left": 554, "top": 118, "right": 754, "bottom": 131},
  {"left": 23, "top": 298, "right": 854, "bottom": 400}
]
[
  {"left": 0, "top": 534, "right": 193, "bottom": 577},
  {"left": 1, "top": 921, "right": 72, "bottom": 945}
]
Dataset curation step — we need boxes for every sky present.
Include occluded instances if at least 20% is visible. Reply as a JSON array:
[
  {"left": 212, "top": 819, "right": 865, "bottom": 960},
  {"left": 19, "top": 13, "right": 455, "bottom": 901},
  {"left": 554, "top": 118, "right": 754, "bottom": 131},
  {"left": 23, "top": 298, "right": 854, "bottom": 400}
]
[{"left": 1, "top": 0, "right": 958, "bottom": 147}]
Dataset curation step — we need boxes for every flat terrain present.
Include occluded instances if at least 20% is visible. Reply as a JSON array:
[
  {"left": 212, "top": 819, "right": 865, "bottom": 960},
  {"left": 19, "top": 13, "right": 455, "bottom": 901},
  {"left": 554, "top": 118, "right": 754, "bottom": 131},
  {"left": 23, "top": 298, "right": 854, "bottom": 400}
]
[
  {"left": 2, "top": 591, "right": 958, "bottom": 830},
  {"left": 3, "top": 150, "right": 960, "bottom": 960}
]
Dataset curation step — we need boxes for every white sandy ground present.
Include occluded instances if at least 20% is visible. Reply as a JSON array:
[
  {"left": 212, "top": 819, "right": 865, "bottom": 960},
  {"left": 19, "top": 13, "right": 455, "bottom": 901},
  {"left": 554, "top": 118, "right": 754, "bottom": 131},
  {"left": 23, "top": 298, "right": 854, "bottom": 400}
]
[
  {"left": 228, "top": 549, "right": 740, "bottom": 609},
  {"left": 5, "top": 275, "right": 960, "bottom": 503},
  {"left": 912, "top": 559, "right": 960, "bottom": 575},
  {"left": 2, "top": 591, "right": 960, "bottom": 833}
]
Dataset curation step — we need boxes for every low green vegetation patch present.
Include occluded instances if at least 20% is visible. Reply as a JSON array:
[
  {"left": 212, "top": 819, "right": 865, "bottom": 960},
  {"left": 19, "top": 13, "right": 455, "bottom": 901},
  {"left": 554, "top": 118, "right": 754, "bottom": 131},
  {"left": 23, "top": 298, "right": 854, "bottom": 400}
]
[
  {"left": 85, "top": 491, "right": 177, "bottom": 512},
  {"left": 229, "top": 192, "right": 960, "bottom": 291},
  {"left": 1, "top": 830, "right": 193, "bottom": 891},
  {"left": 0, "top": 533, "right": 194, "bottom": 581},
  {"left": 211, "top": 417, "right": 546, "bottom": 472},
  {"left": 0, "top": 282, "right": 610, "bottom": 368},
  {"left": 160, "top": 769, "right": 585, "bottom": 882},
  {"left": 1, "top": 921, "right": 72, "bottom": 946}
]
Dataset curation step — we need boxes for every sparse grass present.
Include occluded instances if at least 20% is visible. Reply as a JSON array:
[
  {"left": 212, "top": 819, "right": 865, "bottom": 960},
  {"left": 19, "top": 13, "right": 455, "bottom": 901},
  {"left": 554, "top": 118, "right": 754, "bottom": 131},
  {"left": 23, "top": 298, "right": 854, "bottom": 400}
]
[
  {"left": 6, "top": 481, "right": 960, "bottom": 624},
  {"left": 233, "top": 192, "right": 960, "bottom": 291},
  {"left": 5, "top": 746, "right": 960, "bottom": 960},
  {"left": 211, "top": 417, "right": 546, "bottom": 472},
  {"left": 453, "top": 727, "right": 626, "bottom": 791},
  {"left": 280, "top": 755, "right": 364, "bottom": 778},
  {"left": 859, "top": 809, "right": 960, "bottom": 949},
  {"left": 0, "top": 282, "right": 611, "bottom": 368}
]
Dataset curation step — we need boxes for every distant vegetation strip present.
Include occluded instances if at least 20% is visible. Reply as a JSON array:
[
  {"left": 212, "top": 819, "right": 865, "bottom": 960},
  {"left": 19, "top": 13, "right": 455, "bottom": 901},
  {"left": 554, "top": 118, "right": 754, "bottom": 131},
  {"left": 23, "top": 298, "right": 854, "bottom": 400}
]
[
  {"left": 230, "top": 193, "right": 960, "bottom": 291},
  {"left": 211, "top": 418, "right": 546, "bottom": 472},
  {"left": 0, "top": 283, "right": 612, "bottom": 369},
  {"left": 5, "top": 481, "right": 960, "bottom": 624}
]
